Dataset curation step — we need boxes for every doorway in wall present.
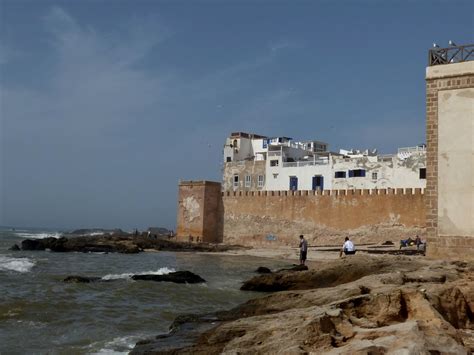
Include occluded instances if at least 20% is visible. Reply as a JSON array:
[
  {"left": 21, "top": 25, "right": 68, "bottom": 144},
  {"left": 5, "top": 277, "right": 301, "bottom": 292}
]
[
  {"left": 289, "top": 176, "right": 298, "bottom": 191},
  {"left": 312, "top": 175, "right": 324, "bottom": 190}
]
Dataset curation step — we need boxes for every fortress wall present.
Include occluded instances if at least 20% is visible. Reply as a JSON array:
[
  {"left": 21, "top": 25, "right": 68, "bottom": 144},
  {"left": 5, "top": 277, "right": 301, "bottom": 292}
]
[{"left": 221, "top": 188, "right": 425, "bottom": 247}]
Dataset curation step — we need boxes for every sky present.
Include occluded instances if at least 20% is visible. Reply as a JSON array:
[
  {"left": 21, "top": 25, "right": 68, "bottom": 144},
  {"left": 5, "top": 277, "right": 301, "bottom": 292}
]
[{"left": 0, "top": 0, "right": 473, "bottom": 230}]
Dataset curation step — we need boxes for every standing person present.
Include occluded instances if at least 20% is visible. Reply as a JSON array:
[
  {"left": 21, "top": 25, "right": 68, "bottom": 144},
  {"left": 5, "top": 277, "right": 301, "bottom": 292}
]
[
  {"left": 340, "top": 237, "right": 356, "bottom": 257},
  {"left": 299, "top": 235, "right": 308, "bottom": 265}
]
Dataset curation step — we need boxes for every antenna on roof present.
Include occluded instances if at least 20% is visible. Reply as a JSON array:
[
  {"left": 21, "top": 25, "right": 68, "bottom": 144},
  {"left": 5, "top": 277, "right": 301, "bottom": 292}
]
[
  {"left": 432, "top": 43, "right": 439, "bottom": 48},
  {"left": 448, "top": 40, "right": 456, "bottom": 46}
]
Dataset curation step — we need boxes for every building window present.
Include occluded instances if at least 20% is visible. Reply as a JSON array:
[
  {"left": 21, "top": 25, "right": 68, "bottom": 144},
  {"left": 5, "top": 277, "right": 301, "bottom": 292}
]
[
  {"left": 245, "top": 175, "right": 251, "bottom": 187},
  {"left": 226, "top": 157, "right": 232, "bottom": 162},
  {"left": 270, "top": 160, "right": 279, "bottom": 167},
  {"left": 419, "top": 168, "right": 426, "bottom": 179},
  {"left": 233, "top": 174, "right": 239, "bottom": 188},
  {"left": 372, "top": 172, "right": 378, "bottom": 180},
  {"left": 348, "top": 169, "right": 366, "bottom": 177},
  {"left": 258, "top": 175, "right": 265, "bottom": 187},
  {"left": 335, "top": 171, "right": 346, "bottom": 178}
]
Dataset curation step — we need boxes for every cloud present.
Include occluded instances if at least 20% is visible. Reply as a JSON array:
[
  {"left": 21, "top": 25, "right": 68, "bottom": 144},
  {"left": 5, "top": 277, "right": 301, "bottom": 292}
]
[
  {"left": 268, "top": 39, "right": 305, "bottom": 53},
  {"left": 0, "top": 6, "right": 294, "bottom": 228}
]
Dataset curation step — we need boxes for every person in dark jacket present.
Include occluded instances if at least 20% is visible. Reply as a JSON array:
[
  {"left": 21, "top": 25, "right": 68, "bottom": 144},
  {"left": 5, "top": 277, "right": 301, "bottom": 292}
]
[{"left": 299, "top": 235, "right": 308, "bottom": 265}]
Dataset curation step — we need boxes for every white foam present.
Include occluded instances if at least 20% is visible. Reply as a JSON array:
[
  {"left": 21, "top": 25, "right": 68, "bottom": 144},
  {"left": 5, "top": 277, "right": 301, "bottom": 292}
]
[
  {"left": 101, "top": 267, "right": 175, "bottom": 280},
  {"left": 13, "top": 232, "right": 61, "bottom": 239},
  {"left": 0, "top": 256, "right": 35, "bottom": 273},
  {"left": 91, "top": 335, "right": 142, "bottom": 354}
]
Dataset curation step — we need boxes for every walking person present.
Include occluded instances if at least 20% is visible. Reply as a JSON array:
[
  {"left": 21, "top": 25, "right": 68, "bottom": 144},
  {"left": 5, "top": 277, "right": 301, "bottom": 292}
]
[{"left": 299, "top": 235, "right": 308, "bottom": 265}]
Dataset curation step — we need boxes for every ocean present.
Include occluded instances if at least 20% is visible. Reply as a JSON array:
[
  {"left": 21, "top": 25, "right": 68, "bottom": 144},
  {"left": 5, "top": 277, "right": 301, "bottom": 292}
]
[{"left": 0, "top": 228, "right": 287, "bottom": 354}]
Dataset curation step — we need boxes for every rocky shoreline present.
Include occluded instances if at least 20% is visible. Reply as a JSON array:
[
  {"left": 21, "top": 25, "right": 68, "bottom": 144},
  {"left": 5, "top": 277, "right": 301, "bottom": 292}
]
[
  {"left": 11, "top": 233, "right": 244, "bottom": 254},
  {"left": 132, "top": 255, "right": 474, "bottom": 354}
]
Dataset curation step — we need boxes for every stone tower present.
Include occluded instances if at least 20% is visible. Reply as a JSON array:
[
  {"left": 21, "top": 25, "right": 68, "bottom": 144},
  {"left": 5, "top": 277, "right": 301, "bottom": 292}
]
[
  {"left": 176, "top": 181, "right": 223, "bottom": 243},
  {"left": 425, "top": 46, "right": 474, "bottom": 259}
]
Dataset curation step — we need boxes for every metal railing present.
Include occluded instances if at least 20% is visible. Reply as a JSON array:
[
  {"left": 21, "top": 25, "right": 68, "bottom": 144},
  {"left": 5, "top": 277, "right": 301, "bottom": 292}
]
[
  {"left": 398, "top": 146, "right": 426, "bottom": 154},
  {"left": 282, "top": 160, "right": 329, "bottom": 168},
  {"left": 429, "top": 44, "right": 474, "bottom": 66}
]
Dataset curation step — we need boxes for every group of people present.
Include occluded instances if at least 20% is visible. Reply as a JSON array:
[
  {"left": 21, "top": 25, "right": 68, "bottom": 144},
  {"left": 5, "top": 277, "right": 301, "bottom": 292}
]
[
  {"left": 400, "top": 235, "right": 424, "bottom": 250},
  {"left": 298, "top": 235, "right": 356, "bottom": 265}
]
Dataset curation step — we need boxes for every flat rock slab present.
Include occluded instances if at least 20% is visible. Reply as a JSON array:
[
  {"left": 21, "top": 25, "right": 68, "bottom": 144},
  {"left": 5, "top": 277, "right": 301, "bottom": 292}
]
[
  {"left": 63, "top": 271, "right": 206, "bottom": 284},
  {"left": 131, "top": 271, "right": 206, "bottom": 284},
  {"left": 63, "top": 276, "right": 103, "bottom": 283}
]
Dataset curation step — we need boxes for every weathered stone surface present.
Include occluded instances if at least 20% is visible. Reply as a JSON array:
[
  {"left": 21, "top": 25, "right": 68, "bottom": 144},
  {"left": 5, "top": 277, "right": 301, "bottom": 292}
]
[
  {"left": 9, "top": 244, "right": 20, "bottom": 251},
  {"left": 19, "top": 234, "right": 242, "bottom": 254},
  {"left": 131, "top": 271, "right": 206, "bottom": 284},
  {"left": 241, "top": 256, "right": 424, "bottom": 292},
  {"left": 63, "top": 275, "right": 102, "bottom": 283},
  {"left": 276, "top": 264, "right": 308, "bottom": 272},
  {"left": 132, "top": 257, "right": 474, "bottom": 354},
  {"left": 255, "top": 267, "right": 272, "bottom": 274}
]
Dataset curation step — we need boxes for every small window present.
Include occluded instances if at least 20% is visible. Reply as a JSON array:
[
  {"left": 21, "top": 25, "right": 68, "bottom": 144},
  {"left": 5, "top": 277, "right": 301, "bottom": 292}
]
[
  {"left": 335, "top": 171, "right": 346, "bottom": 178},
  {"left": 233, "top": 174, "right": 239, "bottom": 188},
  {"left": 372, "top": 172, "right": 378, "bottom": 180},
  {"left": 226, "top": 157, "right": 232, "bottom": 162},
  {"left": 245, "top": 175, "right": 251, "bottom": 187},
  {"left": 270, "top": 160, "right": 279, "bottom": 167},
  {"left": 349, "top": 169, "right": 366, "bottom": 177},
  {"left": 258, "top": 175, "right": 265, "bottom": 187},
  {"left": 419, "top": 168, "right": 426, "bottom": 179}
]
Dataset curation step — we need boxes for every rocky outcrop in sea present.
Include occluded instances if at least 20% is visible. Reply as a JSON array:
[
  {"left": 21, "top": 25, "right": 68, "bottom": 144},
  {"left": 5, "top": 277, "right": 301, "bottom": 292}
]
[{"left": 15, "top": 234, "right": 242, "bottom": 254}]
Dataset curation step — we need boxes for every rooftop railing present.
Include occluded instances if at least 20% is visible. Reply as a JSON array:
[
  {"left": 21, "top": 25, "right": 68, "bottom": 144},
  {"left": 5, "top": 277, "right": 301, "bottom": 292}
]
[
  {"left": 429, "top": 44, "right": 474, "bottom": 66},
  {"left": 282, "top": 160, "right": 329, "bottom": 168},
  {"left": 398, "top": 146, "right": 426, "bottom": 154}
]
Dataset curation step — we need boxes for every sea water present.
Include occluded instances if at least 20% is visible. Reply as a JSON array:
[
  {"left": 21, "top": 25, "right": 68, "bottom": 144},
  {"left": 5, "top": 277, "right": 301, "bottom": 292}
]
[{"left": 0, "top": 228, "right": 287, "bottom": 354}]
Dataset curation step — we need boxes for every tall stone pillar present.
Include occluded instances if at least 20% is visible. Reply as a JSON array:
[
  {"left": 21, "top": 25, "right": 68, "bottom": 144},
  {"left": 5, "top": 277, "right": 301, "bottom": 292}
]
[
  {"left": 176, "top": 181, "right": 223, "bottom": 243},
  {"left": 425, "top": 60, "right": 474, "bottom": 259}
]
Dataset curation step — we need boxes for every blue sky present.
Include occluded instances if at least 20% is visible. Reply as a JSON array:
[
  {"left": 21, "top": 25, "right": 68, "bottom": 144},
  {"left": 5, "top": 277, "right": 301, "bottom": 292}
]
[{"left": 1, "top": 0, "right": 473, "bottom": 230}]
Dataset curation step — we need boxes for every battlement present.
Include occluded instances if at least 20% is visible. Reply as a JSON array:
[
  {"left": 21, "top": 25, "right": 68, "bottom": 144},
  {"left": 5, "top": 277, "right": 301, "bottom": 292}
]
[{"left": 223, "top": 188, "right": 424, "bottom": 197}]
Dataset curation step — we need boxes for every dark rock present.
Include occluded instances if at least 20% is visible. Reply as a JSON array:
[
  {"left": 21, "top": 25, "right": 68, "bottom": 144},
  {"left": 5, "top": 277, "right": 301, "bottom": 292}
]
[
  {"left": 21, "top": 239, "right": 46, "bottom": 250},
  {"left": 132, "top": 271, "right": 206, "bottom": 284},
  {"left": 63, "top": 275, "right": 102, "bottom": 283},
  {"left": 256, "top": 267, "right": 272, "bottom": 274},
  {"left": 19, "top": 234, "right": 242, "bottom": 254},
  {"left": 276, "top": 264, "right": 309, "bottom": 272},
  {"left": 382, "top": 241, "right": 395, "bottom": 245},
  {"left": 402, "top": 274, "right": 447, "bottom": 284},
  {"left": 9, "top": 244, "right": 20, "bottom": 251}
]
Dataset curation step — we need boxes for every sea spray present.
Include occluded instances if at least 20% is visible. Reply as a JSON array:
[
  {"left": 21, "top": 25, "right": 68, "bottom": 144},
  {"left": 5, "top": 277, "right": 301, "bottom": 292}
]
[{"left": 0, "top": 256, "right": 35, "bottom": 273}]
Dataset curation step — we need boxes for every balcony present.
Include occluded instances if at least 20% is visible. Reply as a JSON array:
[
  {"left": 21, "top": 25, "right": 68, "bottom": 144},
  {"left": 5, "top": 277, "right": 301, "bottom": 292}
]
[
  {"left": 429, "top": 44, "right": 474, "bottom": 66},
  {"left": 282, "top": 160, "right": 329, "bottom": 168}
]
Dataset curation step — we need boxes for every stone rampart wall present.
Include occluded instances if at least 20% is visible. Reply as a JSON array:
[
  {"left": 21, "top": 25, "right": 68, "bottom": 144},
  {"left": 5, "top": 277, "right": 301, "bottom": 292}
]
[{"left": 222, "top": 188, "right": 425, "bottom": 247}]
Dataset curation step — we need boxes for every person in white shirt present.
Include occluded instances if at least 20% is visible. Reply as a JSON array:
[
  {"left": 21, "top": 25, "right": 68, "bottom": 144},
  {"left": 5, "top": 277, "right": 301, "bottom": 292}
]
[{"left": 340, "top": 237, "right": 356, "bottom": 258}]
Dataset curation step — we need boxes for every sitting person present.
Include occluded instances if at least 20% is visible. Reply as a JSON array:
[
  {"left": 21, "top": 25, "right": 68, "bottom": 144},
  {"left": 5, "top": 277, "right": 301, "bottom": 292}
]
[
  {"left": 399, "top": 237, "right": 414, "bottom": 249},
  {"left": 340, "top": 237, "right": 356, "bottom": 257},
  {"left": 414, "top": 235, "right": 422, "bottom": 249}
]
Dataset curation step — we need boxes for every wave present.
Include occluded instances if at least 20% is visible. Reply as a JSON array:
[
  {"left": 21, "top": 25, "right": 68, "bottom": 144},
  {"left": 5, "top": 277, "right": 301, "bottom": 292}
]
[
  {"left": 91, "top": 335, "right": 142, "bottom": 354},
  {"left": 0, "top": 256, "right": 35, "bottom": 273},
  {"left": 13, "top": 232, "right": 62, "bottom": 240},
  {"left": 101, "top": 267, "right": 175, "bottom": 280}
]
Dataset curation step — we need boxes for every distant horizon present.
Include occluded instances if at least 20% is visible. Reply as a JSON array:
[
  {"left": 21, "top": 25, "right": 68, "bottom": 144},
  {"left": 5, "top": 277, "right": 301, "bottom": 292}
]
[{"left": 0, "top": 225, "right": 171, "bottom": 232}]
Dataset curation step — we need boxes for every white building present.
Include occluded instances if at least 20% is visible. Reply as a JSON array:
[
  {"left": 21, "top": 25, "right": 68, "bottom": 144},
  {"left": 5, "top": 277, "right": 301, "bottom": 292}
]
[{"left": 223, "top": 132, "right": 426, "bottom": 191}]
